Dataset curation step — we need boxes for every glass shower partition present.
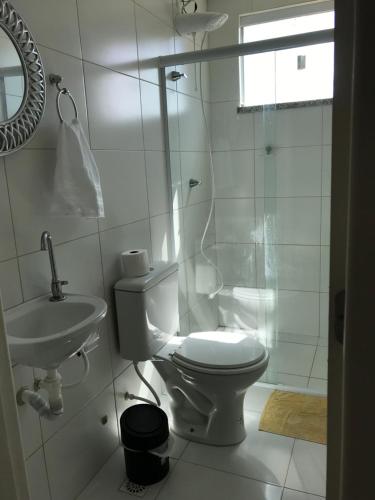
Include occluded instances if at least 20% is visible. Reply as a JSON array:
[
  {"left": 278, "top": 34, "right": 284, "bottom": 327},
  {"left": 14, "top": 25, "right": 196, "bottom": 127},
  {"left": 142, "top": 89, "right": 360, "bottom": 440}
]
[{"left": 159, "top": 31, "right": 332, "bottom": 393}]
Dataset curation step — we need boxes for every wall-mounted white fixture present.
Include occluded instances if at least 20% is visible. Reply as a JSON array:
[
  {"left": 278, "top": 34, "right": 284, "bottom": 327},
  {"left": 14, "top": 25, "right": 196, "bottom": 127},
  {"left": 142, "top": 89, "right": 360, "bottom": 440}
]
[
  {"left": 6, "top": 294, "right": 106, "bottom": 370},
  {"left": 7, "top": 292, "right": 106, "bottom": 419},
  {"left": 174, "top": 11, "right": 229, "bottom": 35},
  {"left": 17, "top": 369, "right": 64, "bottom": 420},
  {"left": 6, "top": 260, "right": 106, "bottom": 420}
]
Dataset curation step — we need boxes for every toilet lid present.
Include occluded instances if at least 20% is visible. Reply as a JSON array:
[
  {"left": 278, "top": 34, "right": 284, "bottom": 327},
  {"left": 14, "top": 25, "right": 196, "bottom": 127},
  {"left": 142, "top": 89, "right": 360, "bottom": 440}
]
[{"left": 172, "top": 331, "right": 266, "bottom": 370}]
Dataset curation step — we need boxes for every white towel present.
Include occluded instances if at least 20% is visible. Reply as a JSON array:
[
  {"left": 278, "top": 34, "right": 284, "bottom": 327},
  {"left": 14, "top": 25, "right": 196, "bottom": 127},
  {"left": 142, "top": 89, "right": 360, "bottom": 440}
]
[{"left": 50, "top": 118, "right": 105, "bottom": 218}]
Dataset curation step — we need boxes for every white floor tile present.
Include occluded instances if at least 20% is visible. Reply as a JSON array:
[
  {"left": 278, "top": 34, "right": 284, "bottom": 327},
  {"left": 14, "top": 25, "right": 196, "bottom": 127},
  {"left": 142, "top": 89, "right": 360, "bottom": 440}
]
[
  {"left": 285, "top": 440, "right": 327, "bottom": 497},
  {"left": 78, "top": 448, "right": 173, "bottom": 500},
  {"left": 244, "top": 384, "right": 273, "bottom": 413},
  {"left": 282, "top": 488, "right": 324, "bottom": 500},
  {"left": 181, "top": 411, "right": 294, "bottom": 486},
  {"left": 158, "top": 461, "right": 282, "bottom": 500}
]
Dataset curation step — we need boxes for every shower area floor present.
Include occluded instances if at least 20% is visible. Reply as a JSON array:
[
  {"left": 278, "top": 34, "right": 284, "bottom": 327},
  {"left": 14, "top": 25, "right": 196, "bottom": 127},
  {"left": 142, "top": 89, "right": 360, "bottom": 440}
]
[{"left": 78, "top": 386, "right": 327, "bottom": 500}]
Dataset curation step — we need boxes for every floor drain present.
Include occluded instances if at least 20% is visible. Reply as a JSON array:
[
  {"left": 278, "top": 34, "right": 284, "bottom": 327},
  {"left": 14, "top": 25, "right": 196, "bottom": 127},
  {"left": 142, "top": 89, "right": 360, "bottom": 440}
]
[{"left": 119, "top": 480, "right": 148, "bottom": 497}]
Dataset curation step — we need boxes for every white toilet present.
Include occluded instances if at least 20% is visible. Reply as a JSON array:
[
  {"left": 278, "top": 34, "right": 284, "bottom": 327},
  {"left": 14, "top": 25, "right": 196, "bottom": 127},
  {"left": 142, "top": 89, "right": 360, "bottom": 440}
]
[{"left": 115, "top": 262, "right": 269, "bottom": 446}]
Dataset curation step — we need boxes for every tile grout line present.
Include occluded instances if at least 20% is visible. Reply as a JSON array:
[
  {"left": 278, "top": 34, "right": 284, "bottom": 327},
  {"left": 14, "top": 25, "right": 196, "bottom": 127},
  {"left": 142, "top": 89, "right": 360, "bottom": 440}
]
[
  {"left": 283, "top": 438, "right": 297, "bottom": 489},
  {"left": 2, "top": 158, "right": 25, "bottom": 304}
]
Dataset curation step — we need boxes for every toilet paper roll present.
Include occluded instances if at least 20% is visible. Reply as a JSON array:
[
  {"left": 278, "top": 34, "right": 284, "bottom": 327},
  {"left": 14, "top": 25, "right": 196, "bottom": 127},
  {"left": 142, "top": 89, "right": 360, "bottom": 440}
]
[{"left": 121, "top": 249, "right": 150, "bottom": 278}]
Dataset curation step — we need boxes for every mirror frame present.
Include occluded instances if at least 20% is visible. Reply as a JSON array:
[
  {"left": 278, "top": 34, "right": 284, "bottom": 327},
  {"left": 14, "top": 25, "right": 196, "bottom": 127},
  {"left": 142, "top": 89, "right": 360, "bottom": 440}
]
[{"left": 0, "top": 0, "right": 45, "bottom": 156}]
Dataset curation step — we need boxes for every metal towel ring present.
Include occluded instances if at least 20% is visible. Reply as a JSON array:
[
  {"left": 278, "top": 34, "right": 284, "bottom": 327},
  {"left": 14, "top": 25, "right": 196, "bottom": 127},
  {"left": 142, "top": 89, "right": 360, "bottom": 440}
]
[
  {"left": 49, "top": 74, "right": 78, "bottom": 123},
  {"left": 56, "top": 88, "right": 79, "bottom": 123}
]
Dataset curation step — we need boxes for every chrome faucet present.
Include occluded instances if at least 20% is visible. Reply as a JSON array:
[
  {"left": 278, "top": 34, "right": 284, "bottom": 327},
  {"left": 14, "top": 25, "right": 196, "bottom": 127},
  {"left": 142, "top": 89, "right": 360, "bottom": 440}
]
[{"left": 40, "top": 231, "right": 68, "bottom": 302}]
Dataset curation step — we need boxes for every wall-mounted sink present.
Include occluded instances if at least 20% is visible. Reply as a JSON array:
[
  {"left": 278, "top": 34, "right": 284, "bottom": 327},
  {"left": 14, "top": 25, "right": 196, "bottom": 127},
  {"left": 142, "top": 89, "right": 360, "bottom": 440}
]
[{"left": 5, "top": 294, "right": 107, "bottom": 370}]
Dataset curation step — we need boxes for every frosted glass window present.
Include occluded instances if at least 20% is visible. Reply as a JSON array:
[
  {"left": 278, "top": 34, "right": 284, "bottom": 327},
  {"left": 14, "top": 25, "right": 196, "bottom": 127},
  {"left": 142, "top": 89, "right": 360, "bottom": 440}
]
[{"left": 241, "top": 10, "right": 334, "bottom": 106}]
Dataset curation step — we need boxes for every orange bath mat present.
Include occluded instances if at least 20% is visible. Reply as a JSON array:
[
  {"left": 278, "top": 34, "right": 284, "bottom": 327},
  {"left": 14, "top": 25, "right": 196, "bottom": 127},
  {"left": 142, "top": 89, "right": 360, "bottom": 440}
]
[{"left": 259, "top": 390, "right": 327, "bottom": 444}]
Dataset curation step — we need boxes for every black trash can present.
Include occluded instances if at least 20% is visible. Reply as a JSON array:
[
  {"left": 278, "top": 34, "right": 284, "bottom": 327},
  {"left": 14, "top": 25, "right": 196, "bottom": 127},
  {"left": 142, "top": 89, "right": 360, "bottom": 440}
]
[{"left": 120, "top": 404, "right": 170, "bottom": 485}]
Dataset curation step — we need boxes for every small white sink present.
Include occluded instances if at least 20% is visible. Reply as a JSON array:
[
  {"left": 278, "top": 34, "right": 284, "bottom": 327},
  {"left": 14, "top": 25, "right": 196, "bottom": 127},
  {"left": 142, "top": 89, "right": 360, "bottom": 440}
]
[{"left": 5, "top": 294, "right": 107, "bottom": 370}]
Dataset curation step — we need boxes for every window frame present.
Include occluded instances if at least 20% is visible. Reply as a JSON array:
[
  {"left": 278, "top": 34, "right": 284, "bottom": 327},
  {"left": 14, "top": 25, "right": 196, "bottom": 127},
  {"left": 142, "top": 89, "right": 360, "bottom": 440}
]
[{"left": 239, "top": 0, "right": 335, "bottom": 108}]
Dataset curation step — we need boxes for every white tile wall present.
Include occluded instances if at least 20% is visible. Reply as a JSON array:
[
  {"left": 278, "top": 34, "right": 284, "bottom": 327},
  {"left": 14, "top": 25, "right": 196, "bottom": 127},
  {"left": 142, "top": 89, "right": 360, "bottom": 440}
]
[
  {"left": 276, "top": 291, "right": 320, "bottom": 337},
  {"left": 77, "top": 0, "right": 139, "bottom": 78},
  {"left": 214, "top": 150, "right": 255, "bottom": 198},
  {"left": 2, "top": 1, "right": 219, "bottom": 499},
  {"left": 256, "top": 197, "right": 322, "bottom": 245},
  {"left": 136, "top": 0, "right": 173, "bottom": 26},
  {"left": 25, "top": 448, "right": 51, "bottom": 500},
  {"left": 27, "top": 46, "right": 89, "bottom": 149},
  {"left": 140, "top": 81, "right": 165, "bottom": 151},
  {"left": 44, "top": 386, "right": 118, "bottom": 500},
  {"left": 96, "top": 150, "right": 148, "bottom": 231},
  {"left": 0, "top": 159, "right": 17, "bottom": 261},
  {"left": 183, "top": 201, "right": 215, "bottom": 259},
  {"left": 254, "top": 107, "right": 322, "bottom": 149},
  {"left": 19, "top": 234, "right": 104, "bottom": 301},
  {"left": 216, "top": 243, "right": 257, "bottom": 287},
  {"left": 322, "top": 105, "right": 333, "bottom": 145},
  {"left": 0, "top": 259, "right": 23, "bottom": 310},
  {"left": 321, "top": 197, "right": 331, "bottom": 245},
  {"left": 5, "top": 149, "right": 98, "bottom": 255},
  {"left": 135, "top": 5, "right": 175, "bottom": 85},
  {"left": 145, "top": 151, "right": 170, "bottom": 217},
  {"left": 211, "top": 101, "right": 255, "bottom": 151},
  {"left": 13, "top": 365, "right": 43, "bottom": 458},
  {"left": 268, "top": 342, "right": 316, "bottom": 377},
  {"left": 150, "top": 213, "right": 174, "bottom": 262},
  {"left": 209, "top": 58, "right": 240, "bottom": 103},
  {"left": 255, "top": 146, "right": 322, "bottom": 198},
  {"left": 11, "top": 0, "right": 82, "bottom": 58},
  {"left": 180, "top": 152, "right": 211, "bottom": 206},
  {"left": 257, "top": 245, "right": 321, "bottom": 292},
  {"left": 322, "top": 146, "right": 332, "bottom": 197},
  {"left": 178, "top": 93, "right": 209, "bottom": 152},
  {"left": 84, "top": 63, "right": 143, "bottom": 150},
  {"left": 215, "top": 198, "right": 257, "bottom": 243},
  {"left": 167, "top": 91, "right": 180, "bottom": 153}
]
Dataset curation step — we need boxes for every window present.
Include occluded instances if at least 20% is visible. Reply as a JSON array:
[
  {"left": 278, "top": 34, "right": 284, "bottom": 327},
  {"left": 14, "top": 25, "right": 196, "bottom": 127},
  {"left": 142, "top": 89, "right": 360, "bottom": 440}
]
[{"left": 239, "top": 1, "right": 335, "bottom": 107}]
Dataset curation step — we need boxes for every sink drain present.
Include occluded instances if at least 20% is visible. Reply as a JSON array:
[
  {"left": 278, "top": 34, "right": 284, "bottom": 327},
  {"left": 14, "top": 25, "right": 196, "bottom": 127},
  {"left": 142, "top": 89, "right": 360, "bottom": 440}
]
[{"left": 119, "top": 480, "right": 148, "bottom": 497}]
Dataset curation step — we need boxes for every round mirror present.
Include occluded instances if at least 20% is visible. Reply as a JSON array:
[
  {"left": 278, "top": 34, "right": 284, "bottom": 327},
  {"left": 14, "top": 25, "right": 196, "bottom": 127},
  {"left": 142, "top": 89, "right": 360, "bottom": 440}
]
[
  {"left": 0, "top": 26, "right": 25, "bottom": 122},
  {"left": 0, "top": 0, "right": 45, "bottom": 156}
]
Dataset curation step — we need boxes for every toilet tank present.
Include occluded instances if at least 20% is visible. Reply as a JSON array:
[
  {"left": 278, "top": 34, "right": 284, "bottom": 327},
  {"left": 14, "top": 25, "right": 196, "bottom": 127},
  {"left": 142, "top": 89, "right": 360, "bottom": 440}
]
[{"left": 114, "top": 262, "right": 178, "bottom": 361}]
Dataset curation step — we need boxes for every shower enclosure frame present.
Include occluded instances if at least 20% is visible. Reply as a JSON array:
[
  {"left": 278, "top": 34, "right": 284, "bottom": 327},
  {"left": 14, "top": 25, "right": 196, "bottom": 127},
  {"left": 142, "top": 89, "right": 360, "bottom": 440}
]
[
  {"left": 158, "top": 28, "right": 334, "bottom": 260},
  {"left": 158, "top": 28, "right": 334, "bottom": 392}
]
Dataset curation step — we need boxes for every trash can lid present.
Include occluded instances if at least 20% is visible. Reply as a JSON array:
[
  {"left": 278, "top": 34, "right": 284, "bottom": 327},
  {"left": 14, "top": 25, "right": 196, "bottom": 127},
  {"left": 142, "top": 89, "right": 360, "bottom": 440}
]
[{"left": 120, "top": 404, "right": 169, "bottom": 451}]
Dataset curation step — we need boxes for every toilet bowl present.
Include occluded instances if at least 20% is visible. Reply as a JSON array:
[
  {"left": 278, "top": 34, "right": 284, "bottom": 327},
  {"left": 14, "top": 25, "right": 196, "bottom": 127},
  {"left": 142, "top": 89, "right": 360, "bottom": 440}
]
[
  {"left": 114, "top": 262, "right": 269, "bottom": 447},
  {"left": 153, "top": 331, "right": 269, "bottom": 446}
]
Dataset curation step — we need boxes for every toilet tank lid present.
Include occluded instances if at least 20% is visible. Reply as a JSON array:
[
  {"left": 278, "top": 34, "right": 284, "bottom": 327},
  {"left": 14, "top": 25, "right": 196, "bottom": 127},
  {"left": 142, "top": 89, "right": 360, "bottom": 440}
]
[{"left": 115, "top": 261, "right": 178, "bottom": 293}]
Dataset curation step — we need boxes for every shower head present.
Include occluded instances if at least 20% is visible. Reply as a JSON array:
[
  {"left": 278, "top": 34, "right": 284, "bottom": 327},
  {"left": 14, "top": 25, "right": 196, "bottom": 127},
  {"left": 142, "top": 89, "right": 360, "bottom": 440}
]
[{"left": 174, "top": 12, "right": 229, "bottom": 35}]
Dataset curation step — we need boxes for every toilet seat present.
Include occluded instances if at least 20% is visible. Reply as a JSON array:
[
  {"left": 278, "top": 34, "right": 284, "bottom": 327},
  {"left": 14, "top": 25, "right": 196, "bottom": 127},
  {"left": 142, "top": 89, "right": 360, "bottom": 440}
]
[{"left": 171, "top": 331, "right": 266, "bottom": 373}]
